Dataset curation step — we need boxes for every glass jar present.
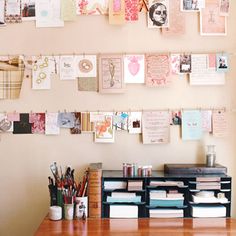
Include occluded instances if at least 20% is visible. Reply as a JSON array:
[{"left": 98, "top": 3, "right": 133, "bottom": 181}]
[{"left": 206, "top": 145, "right": 216, "bottom": 167}]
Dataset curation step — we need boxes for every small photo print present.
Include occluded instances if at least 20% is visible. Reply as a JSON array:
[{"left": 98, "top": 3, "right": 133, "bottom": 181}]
[
  {"left": 180, "top": 54, "right": 191, "bottom": 73},
  {"left": 170, "top": 110, "right": 182, "bottom": 125},
  {"left": 21, "top": 0, "right": 35, "bottom": 20},
  {"left": 219, "top": 0, "right": 229, "bottom": 16},
  {"left": 216, "top": 54, "right": 228, "bottom": 72},
  {"left": 181, "top": 0, "right": 205, "bottom": 11},
  {"left": 147, "top": 0, "right": 169, "bottom": 28}
]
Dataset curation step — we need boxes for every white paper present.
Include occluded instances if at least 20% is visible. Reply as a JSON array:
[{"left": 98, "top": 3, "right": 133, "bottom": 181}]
[
  {"left": 128, "top": 112, "right": 142, "bottom": 134},
  {"left": 0, "top": 0, "right": 6, "bottom": 25},
  {"left": 36, "top": 0, "right": 64, "bottom": 28},
  {"left": 6, "top": 0, "right": 21, "bottom": 15},
  {"left": 32, "top": 56, "right": 54, "bottom": 90},
  {"left": 90, "top": 112, "right": 106, "bottom": 122},
  {"left": 124, "top": 55, "right": 145, "bottom": 83},
  {"left": 45, "top": 112, "right": 60, "bottom": 135},
  {"left": 59, "top": 55, "right": 76, "bottom": 80},
  {"left": 75, "top": 55, "right": 97, "bottom": 78},
  {"left": 190, "top": 54, "right": 225, "bottom": 85},
  {"left": 142, "top": 111, "right": 170, "bottom": 144}
]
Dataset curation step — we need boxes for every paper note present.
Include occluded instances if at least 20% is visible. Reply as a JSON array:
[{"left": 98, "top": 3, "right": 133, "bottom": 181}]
[
  {"left": 208, "top": 54, "right": 216, "bottom": 68},
  {"left": 142, "top": 111, "right": 170, "bottom": 144},
  {"left": 5, "top": 0, "right": 22, "bottom": 23},
  {"left": 109, "top": 0, "right": 125, "bottom": 25},
  {"left": 201, "top": 110, "right": 212, "bottom": 132},
  {"left": 190, "top": 54, "right": 225, "bottom": 85},
  {"left": 61, "top": 0, "right": 76, "bottom": 21},
  {"left": 36, "top": 0, "right": 64, "bottom": 28},
  {"left": 76, "top": 0, "right": 109, "bottom": 15},
  {"left": 170, "top": 54, "right": 180, "bottom": 74},
  {"left": 125, "top": 0, "right": 138, "bottom": 21},
  {"left": 212, "top": 109, "right": 227, "bottom": 137},
  {"left": 81, "top": 112, "right": 94, "bottom": 132},
  {"left": 45, "top": 112, "right": 60, "bottom": 135},
  {"left": 99, "top": 54, "right": 125, "bottom": 93},
  {"left": 147, "top": 0, "right": 169, "bottom": 28},
  {"left": 124, "top": 55, "right": 145, "bottom": 83},
  {"left": 182, "top": 110, "right": 202, "bottom": 140},
  {"left": 162, "top": 0, "right": 185, "bottom": 36},
  {"left": 95, "top": 114, "right": 115, "bottom": 143},
  {"left": 145, "top": 54, "right": 171, "bottom": 87},
  {"left": 128, "top": 112, "right": 142, "bottom": 134},
  {"left": 75, "top": 55, "right": 97, "bottom": 78},
  {"left": 113, "top": 112, "right": 129, "bottom": 131},
  {"left": 29, "top": 113, "right": 45, "bottom": 134},
  {"left": 0, "top": 0, "right": 6, "bottom": 26},
  {"left": 59, "top": 55, "right": 76, "bottom": 80},
  {"left": 200, "top": 0, "right": 226, "bottom": 36},
  {"left": 32, "top": 56, "right": 54, "bottom": 90},
  {"left": 90, "top": 112, "right": 106, "bottom": 122},
  {"left": 21, "top": 0, "right": 36, "bottom": 21},
  {"left": 7, "top": 112, "right": 20, "bottom": 122},
  {"left": 70, "top": 112, "right": 81, "bottom": 134}
]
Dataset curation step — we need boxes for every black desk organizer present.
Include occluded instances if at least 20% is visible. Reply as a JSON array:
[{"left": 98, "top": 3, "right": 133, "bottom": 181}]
[{"left": 101, "top": 167, "right": 231, "bottom": 218}]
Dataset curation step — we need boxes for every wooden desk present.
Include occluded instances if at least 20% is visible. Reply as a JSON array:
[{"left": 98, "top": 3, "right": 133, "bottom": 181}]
[{"left": 35, "top": 217, "right": 236, "bottom": 235}]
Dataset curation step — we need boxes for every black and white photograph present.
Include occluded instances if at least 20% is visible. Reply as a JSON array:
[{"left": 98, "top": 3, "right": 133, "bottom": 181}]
[
  {"left": 181, "top": 0, "right": 205, "bottom": 11},
  {"left": 217, "top": 54, "right": 229, "bottom": 72},
  {"left": 180, "top": 54, "right": 191, "bottom": 73},
  {"left": 147, "top": 0, "right": 169, "bottom": 28}
]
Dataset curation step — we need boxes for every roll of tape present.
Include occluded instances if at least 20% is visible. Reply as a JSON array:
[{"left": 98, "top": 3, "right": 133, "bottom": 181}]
[{"left": 49, "top": 206, "right": 62, "bottom": 221}]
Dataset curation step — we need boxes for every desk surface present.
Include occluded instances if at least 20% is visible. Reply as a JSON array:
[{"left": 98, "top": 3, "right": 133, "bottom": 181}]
[{"left": 35, "top": 217, "right": 236, "bottom": 236}]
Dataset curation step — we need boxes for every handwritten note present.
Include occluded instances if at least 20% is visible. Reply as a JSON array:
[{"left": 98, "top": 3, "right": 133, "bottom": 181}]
[
  {"left": 182, "top": 110, "right": 202, "bottom": 140},
  {"left": 145, "top": 54, "right": 171, "bottom": 87},
  {"left": 190, "top": 54, "right": 225, "bottom": 85},
  {"left": 142, "top": 111, "right": 170, "bottom": 144},
  {"left": 212, "top": 109, "right": 227, "bottom": 137}
]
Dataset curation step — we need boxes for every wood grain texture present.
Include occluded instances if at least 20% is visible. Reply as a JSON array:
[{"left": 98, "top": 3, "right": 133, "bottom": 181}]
[{"left": 35, "top": 217, "right": 236, "bottom": 236}]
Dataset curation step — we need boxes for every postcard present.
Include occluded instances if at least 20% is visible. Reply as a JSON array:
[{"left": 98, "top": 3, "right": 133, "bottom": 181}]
[
  {"left": 78, "top": 77, "right": 98, "bottom": 91},
  {"left": 128, "top": 112, "right": 142, "bottom": 134},
  {"left": 145, "top": 54, "right": 171, "bottom": 87},
  {"left": 212, "top": 109, "right": 227, "bottom": 137},
  {"left": 207, "top": 53, "right": 216, "bottom": 69},
  {"left": 76, "top": 55, "right": 97, "bottom": 78},
  {"left": 13, "top": 113, "right": 32, "bottom": 134},
  {"left": 125, "top": 0, "right": 139, "bottom": 21},
  {"left": 170, "top": 110, "right": 182, "bottom": 125},
  {"left": 113, "top": 112, "right": 129, "bottom": 131},
  {"left": 219, "top": 0, "right": 229, "bottom": 16},
  {"left": 142, "top": 111, "right": 170, "bottom": 144},
  {"left": 29, "top": 113, "right": 45, "bottom": 134},
  {"left": 81, "top": 112, "right": 95, "bottom": 132},
  {"left": 0, "top": 113, "right": 13, "bottom": 132},
  {"left": 70, "top": 112, "right": 82, "bottom": 134},
  {"left": 0, "top": 55, "right": 24, "bottom": 99},
  {"left": 190, "top": 54, "right": 225, "bottom": 85},
  {"left": 21, "top": 0, "right": 35, "bottom": 21},
  {"left": 201, "top": 110, "right": 212, "bottom": 132},
  {"left": 57, "top": 112, "right": 75, "bottom": 128},
  {"left": 216, "top": 53, "right": 229, "bottom": 72},
  {"left": 95, "top": 114, "right": 114, "bottom": 143},
  {"left": 147, "top": 0, "right": 169, "bottom": 28},
  {"left": 181, "top": 0, "right": 205, "bottom": 11},
  {"left": 124, "top": 55, "right": 145, "bottom": 83},
  {"left": 35, "top": 0, "right": 64, "bottom": 27},
  {"left": 61, "top": 0, "right": 76, "bottom": 21},
  {"left": 32, "top": 56, "right": 54, "bottom": 90},
  {"left": 200, "top": 0, "right": 226, "bottom": 36},
  {"left": 45, "top": 112, "right": 60, "bottom": 135},
  {"left": 0, "top": 0, "right": 6, "bottom": 26},
  {"left": 99, "top": 54, "right": 125, "bottom": 93},
  {"left": 59, "top": 55, "right": 76, "bottom": 80},
  {"left": 109, "top": 0, "right": 125, "bottom": 25},
  {"left": 170, "top": 54, "right": 180, "bottom": 74},
  {"left": 182, "top": 110, "right": 202, "bottom": 140},
  {"left": 5, "top": 0, "right": 22, "bottom": 23},
  {"left": 180, "top": 54, "right": 191, "bottom": 73},
  {"left": 162, "top": 0, "right": 185, "bottom": 36},
  {"left": 76, "top": 0, "right": 109, "bottom": 15}
]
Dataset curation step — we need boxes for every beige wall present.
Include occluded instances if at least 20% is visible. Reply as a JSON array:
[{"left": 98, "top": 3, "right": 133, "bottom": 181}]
[{"left": 1, "top": 6, "right": 236, "bottom": 236}]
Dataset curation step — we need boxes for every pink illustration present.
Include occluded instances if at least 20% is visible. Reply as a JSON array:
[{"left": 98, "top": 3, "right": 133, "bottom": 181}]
[
  {"left": 113, "top": 0, "right": 121, "bottom": 12},
  {"left": 125, "top": 0, "right": 139, "bottom": 21},
  {"left": 29, "top": 113, "right": 45, "bottom": 134},
  {"left": 171, "top": 54, "right": 180, "bottom": 74},
  {"left": 128, "top": 56, "right": 140, "bottom": 76},
  {"left": 208, "top": 54, "right": 216, "bottom": 68}
]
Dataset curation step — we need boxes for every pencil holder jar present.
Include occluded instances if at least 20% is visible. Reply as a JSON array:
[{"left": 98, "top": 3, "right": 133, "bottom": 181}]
[{"left": 64, "top": 204, "right": 74, "bottom": 220}]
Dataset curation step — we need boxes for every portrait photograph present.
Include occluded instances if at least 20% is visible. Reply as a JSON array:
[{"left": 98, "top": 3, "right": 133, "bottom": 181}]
[
  {"left": 180, "top": 54, "right": 191, "bottom": 73},
  {"left": 147, "top": 0, "right": 169, "bottom": 28},
  {"left": 21, "top": 0, "right": 35, "bottom": 21}
]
